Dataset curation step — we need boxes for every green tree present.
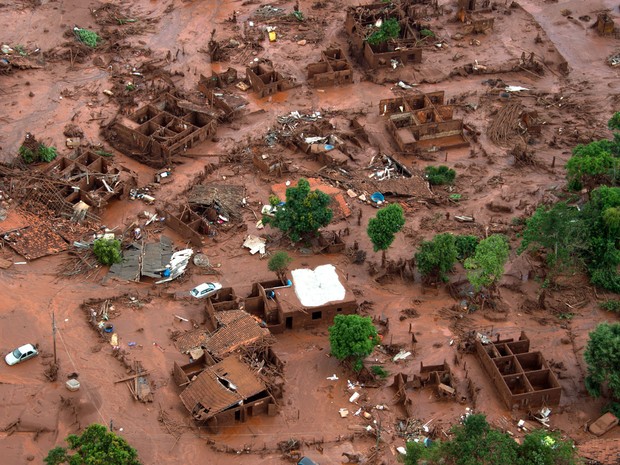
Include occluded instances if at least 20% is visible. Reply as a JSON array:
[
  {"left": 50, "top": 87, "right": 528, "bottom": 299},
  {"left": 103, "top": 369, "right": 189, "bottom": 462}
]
[
  {"left": 415, "top": 233, "right": 458, "bottom": 283},
  {"left": 608, "top": 111, "right": 620, "bottom": 131},
  {"left": 328, "top": 314, "right": 379, "bottom": 371},
  {"left": 455, "top": 235, "right": 479, "bottom": 261},
  {"left": 367, "top": 203, "right": 405, "bottom": 263},
  {"left": 517, "top": 430, "right": 579, "bottom": 465},
  {"left": 444, "top": 414, "right": 518, "bottom": 465},
  {"left": 268, "top": 251, "right": 292, "bottom": 284},
  {"left": 518, "top": 202, "right": 586, "bottom": 274},
  {"left": 262, "top": 178, "right": 333, "bottom": 242},
  {"left": 425, "top": 165, "right": 457, "bottom": 186},
  {"left": 465, "top": 235, "right": 509, "bottom": 292},
  {"left": 566, "top": 139, "right": 619, "bottom": 191},
  {"left": 93, "top": 238, "right": 122, "bottom": 266},
  {"left": 584, "top": 322, "right": 620, "bottom": 398},
  {"left": 44, "top": 423, "right": 141, "bottom": 465}
]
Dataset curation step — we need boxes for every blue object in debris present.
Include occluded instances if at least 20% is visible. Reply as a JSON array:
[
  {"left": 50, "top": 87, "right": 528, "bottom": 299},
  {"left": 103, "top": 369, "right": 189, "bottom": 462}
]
[
  {"left": 267, "top": 290, "right": 275, "bottom": 299},
  {"left": 162, "top": 268, "right": 171, "bottom": 278},
  {"left": 371, "top": 192, "right": 385, "bottom": 203},
  {"left": 104, "top": 324, "right": 114, "bottom": 333},
  {"left": 324, "top": 144, "right": 334, "bottom": 151},
  {"left": 424, "top": 438, "right": 433, "bottom": 448},
  {"left": 286, "top": 279, "right": 292, "bottom": 286}
]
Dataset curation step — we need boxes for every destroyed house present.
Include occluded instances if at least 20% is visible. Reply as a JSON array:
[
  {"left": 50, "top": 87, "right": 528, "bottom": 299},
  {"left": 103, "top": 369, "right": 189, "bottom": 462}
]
[
  {"left": 455, "top": 0, "right": 494, "bottom": 34},
  {"left": 379, "top": 91, "right": 468, "bottom": 153},
  {"left": 307, "top": 48, "right": 353, "bottom": 87},
  {"left": 107, "top": 93, "right": 217, "bottom": 168},
  {"left": 244, "top": 264, "right": 358, "bottom": 333},
  {"left": 245, "top": 59, "right": 296, "bottom": 98},
  {"left": 345, "top": 1, "right": 429, "bottom": 69},
  {"left": 43, "top": 150, "right": 135, "bottom": 212},
  {"left": 178, "top": 356, "right": 274, "bottom": 425},
  {"left": 475, "top": 331, "right": 561, "bottom": 410}
]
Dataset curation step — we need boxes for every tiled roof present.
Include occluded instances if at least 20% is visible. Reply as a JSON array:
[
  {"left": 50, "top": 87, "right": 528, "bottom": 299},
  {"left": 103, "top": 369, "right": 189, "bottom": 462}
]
[
  {"left": 579, "top": 437, "right": 620, "bottom": 464},
  {"left": 205, "top": 310, "right": 270, "bottom": 356},
  {"left": 179, "top": 356, "right": 266, "bottom": 419},
  {"left": 174, "top": 328, "right": 209, "bottom": 354},
  {"left": 4, "top": 223, "right": 69, "bottom": 260}
]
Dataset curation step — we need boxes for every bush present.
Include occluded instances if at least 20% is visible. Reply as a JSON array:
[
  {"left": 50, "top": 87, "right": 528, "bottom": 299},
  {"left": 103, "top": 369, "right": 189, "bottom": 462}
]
[
  {"left": 38, "top": 144, "right": 58, "bottom": 162},
  {"left": 455, "top": 235, "right": 479, "bottom": 261},
  {"left": 93, "top": 238, "right": 122, "bottom": 266},
  {"left": 19, "top": 143, "right": 58, "bottom": 164},
  {"left": 425, "top": 165, "right": 456, "bottom": 185},
  {"left": 600, "top": 300, "right": 620, "bottom": 313},
  {"left": 44, "top": 423, "right": 141, "bottom": 465},
  {"left": 74, "top": 28, "right": 101, "bottom": 48},
  {"left": 415, "top": 233, "right": 457, "bottom": 283},
  {"left": 367, "top": 17, "right": 400, "bottom": 45},
  {"left": 371, "top": 365, "right": 389, "bottom": 378}
]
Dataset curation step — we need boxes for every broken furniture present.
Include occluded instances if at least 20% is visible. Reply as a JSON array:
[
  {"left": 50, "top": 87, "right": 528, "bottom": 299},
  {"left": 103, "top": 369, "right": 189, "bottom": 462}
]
[
  {"left": 307, "top": 48, "right": 353, "bottom": 87},
  {"left": 475, "top": 331, "right": 562, "bottom": 410},
  {"left": 379, "top": 91, "right": 469, "bottom": 153},
  {"left": 106, "top": 93, "right": 217, "bottom": 168},
  {"left": 593, "top": 12, "right": 616, "bottom": 36},
  {"left": 245, "top": 59, "right": 296, "bottom": 98}
]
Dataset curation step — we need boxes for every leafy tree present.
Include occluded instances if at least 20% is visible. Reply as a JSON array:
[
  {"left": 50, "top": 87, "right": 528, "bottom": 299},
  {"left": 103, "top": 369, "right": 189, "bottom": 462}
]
[
  {"left": 415, "top": 233, "right": 458, "bottom": 283},
  {"left": 425, "top": 165, "right": 456, "bottom": 186},
  {"left": 19, "top": 143, "right": 58, "bottom": 164},
  {"left": 608, "top": 111, "right": 620, "bottom": 131},
  {"left": 465, "top": 235, "right": 509, "bottom": 292},
  {"left": 517, "top": 430, "right": 579, "bottom": 465},
  {"left": 44, "top": 423, "right": 141, "bottom": 465},
  {"left": 566, "top": 139, "right": 619, "bottom": 191},
  {"left": 268, "top": 251, "right": 292, "bottom": 284},
  {"left": 518, "top": 202, "right": 586, "bottom": 273},
  {"left": 584, "top": 322, "right": 620, "bottom": 398},
  {"left": 455, "top": 235, "right": 479, "bottom": 261},
  {"left": 367, "top": 203, "right": 405, "bottom": 262},
  {"left": 367, "top": 17, "right": 400, "bottom": 46},
  {"left": 262, "top": 178, "right": 333, "bottom": 242},
  {"left": 444, "top": 414, "right": 519, "bottom": 465},
  {"left": 328, "top": 314, "right": 380, "bottom": 371},
  {"left": 93, "top": 238, "right": 122, "bottom": 266}
]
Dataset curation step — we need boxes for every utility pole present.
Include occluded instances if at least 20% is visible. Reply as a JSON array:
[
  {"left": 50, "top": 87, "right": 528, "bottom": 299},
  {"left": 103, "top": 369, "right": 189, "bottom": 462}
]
[{"left": 52, "top": 310, "right": 57, "bottom": 366}]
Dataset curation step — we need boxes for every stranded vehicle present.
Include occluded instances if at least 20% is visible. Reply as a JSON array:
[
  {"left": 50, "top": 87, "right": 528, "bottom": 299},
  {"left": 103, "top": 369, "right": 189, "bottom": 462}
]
[
  {"left": 5, "top": 343, "right": 39, "bottom": 366},
  {"left": 190, "top": 282, "right": 223, "bottom": 299}
]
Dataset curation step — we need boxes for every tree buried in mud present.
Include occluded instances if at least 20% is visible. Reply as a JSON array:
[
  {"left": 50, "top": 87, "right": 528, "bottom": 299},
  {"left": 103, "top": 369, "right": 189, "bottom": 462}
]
[
  {"left": 584, "top": 322, "right": 620, "bottom": 400},
  {"left": 93, "top": 238, "right": 122, "bottom": 266},
  {"left": 367, "top": 203, "right": 405, "bottom": 264},
  {"left": 329, "top": 314, "right": 379, "bottom": 372},
  {"left": 416, "top": 233, "right": 458, "bottom": 283},
  {"left": 402, "top": 414, "right": 579, "bottom": 465},
  {"left": 268, "top": 251, "right": 293, "bottom": 285},
  {"left": 464, "top": 235, "right": 509, "bottom": 293},
  {"left": 263, "top": 178, "right": 333, "bottom": 242},
  {"left": 44, "top": 423, "right": 141, "bottom": 465}
]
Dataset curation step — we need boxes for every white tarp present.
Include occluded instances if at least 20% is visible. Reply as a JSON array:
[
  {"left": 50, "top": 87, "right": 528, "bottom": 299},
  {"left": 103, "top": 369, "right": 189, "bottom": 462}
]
[{"left": 291, "top": 264, "right": 345, "bottom": 307}]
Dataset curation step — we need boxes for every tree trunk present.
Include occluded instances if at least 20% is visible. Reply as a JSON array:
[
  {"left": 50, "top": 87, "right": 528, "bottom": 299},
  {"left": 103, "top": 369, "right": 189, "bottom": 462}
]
[{"left": 381, "top": 250, "right": 386, "bottom": 268}]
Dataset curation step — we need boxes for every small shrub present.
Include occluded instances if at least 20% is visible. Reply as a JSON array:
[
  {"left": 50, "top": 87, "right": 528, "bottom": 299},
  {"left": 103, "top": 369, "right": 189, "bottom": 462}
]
[
  {"left": 425, "top": 165, "right": 456, "bottom": 185},
  {"left": 371, "top": 365, "right": 389, "bottom": 378},
  {"left": 603, "top": 401, "right": 620, "bottom": 418},
  {"left": 93, "top": 238, "right": 122, "bottom": 266},
  {"left": 95, "top": 149, "right": 113, "bottom": 157},
  {"left": 449, "top": 193, "right": 462, "bottom": 202},
  {"left": 38, "top": 144, "right": 58, "bottom": 162},
  {"left": 600, "top": 299, "right": 620, "bottom": 313},
  {"left": 420, "top": 28, "right": 434, "bottom": 37},
  {"left": 367, "top": 17, "right": 400, "bottom": 45},
  {"left": 74, "top": 28, "right": 101, "bottom": 48},
  {"left": 19, "top": 145, "right": 36, "bottom": 164},
  {"left": 455, "top": 235, "right": 479, "bottom": 261}
]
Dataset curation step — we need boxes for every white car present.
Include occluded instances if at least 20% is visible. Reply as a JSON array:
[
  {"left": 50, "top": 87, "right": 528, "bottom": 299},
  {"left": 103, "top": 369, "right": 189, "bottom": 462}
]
[
  {"left": 5, "top": 343, "right": 39, "bottom": 366},
  {"left": 190, "top": 282, "right": 223, "bottom": 299}
]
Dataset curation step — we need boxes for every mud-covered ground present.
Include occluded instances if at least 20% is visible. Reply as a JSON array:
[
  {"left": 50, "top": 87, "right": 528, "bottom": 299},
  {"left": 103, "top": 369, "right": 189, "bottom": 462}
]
[{"left": 1, "top": 0, "right": 620, "bottom": 464}]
